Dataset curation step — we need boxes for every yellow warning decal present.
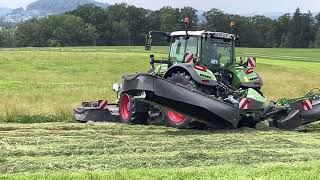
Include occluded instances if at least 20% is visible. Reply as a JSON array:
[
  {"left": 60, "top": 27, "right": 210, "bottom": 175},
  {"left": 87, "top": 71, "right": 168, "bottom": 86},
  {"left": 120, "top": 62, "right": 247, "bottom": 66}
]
[{"left": 244, "top": 76, "right": 250, "bottom": 82}]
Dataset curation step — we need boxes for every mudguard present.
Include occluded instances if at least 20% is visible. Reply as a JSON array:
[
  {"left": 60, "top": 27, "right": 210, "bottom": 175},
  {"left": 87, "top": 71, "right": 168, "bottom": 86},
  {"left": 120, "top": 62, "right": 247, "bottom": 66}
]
[
  {"left": 163, "top": 64, "right": 218, "bottom": 86},
  {"left": 122, "top": 74, "right": 241, "bottom": 128}
]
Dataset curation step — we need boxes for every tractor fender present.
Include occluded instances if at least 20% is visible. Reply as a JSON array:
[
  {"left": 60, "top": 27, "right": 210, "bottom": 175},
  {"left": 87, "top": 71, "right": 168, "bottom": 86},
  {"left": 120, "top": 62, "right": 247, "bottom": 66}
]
[{"left": 163, "top": 64, "right": 218, "bottom": 86}]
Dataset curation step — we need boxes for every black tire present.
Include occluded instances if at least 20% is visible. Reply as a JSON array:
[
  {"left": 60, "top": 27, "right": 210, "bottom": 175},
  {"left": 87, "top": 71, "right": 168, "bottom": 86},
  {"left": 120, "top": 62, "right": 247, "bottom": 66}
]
[
  {"left": 162, "top": 108, "right": 193, "bottom": 129},
  {"left": 162, "top": 72, "right": 204, "bottom": 129},
  {"left": 119, "top": 93, "right": 149, "bottom": 125}
]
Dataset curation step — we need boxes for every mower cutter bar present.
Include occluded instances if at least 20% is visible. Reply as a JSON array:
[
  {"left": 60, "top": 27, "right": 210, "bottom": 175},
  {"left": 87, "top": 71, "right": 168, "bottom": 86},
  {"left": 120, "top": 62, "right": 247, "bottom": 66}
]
[{"left": 74, "top": 101, "right": 119, "bottom": 122}]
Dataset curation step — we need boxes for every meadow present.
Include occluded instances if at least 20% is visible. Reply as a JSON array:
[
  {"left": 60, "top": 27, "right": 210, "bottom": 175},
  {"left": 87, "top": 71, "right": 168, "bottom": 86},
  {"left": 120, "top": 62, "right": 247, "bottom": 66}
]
[{"left": 1, "top": 46, "right": 320, "bottom": 179}]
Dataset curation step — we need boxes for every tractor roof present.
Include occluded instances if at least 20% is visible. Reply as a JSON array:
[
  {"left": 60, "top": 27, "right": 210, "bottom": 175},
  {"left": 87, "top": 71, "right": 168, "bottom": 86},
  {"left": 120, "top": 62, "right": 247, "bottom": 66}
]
[{"left": 170, "top": 30, "right": 236, "bottom": 40}]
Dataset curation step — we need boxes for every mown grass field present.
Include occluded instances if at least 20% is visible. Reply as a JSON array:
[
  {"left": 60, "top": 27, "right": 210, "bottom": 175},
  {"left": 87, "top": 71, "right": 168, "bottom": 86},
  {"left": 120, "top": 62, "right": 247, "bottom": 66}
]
[
  {"left": 1, "top": 46, "right": 320, "bottom": 179},
  {"left": 1, "top": 122, "right": 320, "bottom": 179}
]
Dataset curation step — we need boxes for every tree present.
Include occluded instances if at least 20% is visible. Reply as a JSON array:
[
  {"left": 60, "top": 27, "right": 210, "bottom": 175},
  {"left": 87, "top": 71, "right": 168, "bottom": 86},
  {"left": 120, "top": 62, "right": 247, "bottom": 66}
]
[
  {"left": 0, "top": 32, "right": 4, "bottom": 47},
  {"left": 270, "top": 13, "right": 291, "bottom": 47},
  {"left": 279, "top": 33, "right": 289, "bottom": 48},
  {"left": 45, "top": 15, "right": 97, "bottom": 46},
  {"left": 146, "top": 10, "right": 161, "bottom": 31},
  {"left": 159, "top": 6, "right": 179, "bottom": 32},
  {"left": 127, "top": 5, "right": 149, "bottom": 45},
  {"left": 287, "top": 8, "right": 315, "bottom": 48},
  {"left": 106, "top": 3, "right": 130, "bottom": 45},
  {"left": 250, "top": 15, "right": 274, "bottom": 47},
  {"left": 10, "top": 4, "right": 320, "bottom": 48},
  {"left": 314, "top": 27, "right": 320, "bottom": 48},
  {"left": 111, "top": 20, "right": 130, "bottom": 45},
  {"left": 15, "top": 15, "right": 97, "bottom": 47},
  {"left": 68, "top": 4, "right": 108, "bottom": 45},
  {"left": 15, "top": 19, "right": 43, "bottom": 47},
  {"left": 315, "top": 12, "right": 320, "bottom": 29},
  {"left": 0, "top": 28, "right": 15, "bottom": 47},
  {"left": 203, "top": 9, "right": 230, "bottom": 32}
]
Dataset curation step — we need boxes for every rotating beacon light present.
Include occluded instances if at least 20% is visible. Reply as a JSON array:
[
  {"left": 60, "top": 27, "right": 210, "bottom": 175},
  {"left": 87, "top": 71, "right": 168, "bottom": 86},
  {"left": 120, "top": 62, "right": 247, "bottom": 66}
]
[{"left": 184, "top": 16, "right": 190, "bottom": 36}]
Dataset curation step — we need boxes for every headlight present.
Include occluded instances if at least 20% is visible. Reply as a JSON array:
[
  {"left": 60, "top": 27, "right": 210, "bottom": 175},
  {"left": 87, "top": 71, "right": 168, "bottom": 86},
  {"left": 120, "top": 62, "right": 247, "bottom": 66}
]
[{"left": 112, "top": 83, "right": 120, "bottom": 92}]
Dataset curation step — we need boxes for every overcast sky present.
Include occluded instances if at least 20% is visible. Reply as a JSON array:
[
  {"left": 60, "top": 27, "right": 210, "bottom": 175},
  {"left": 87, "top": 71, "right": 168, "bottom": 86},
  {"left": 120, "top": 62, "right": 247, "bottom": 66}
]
[{"left": 0, "top": 0, "right": 319, "bottom": 14}]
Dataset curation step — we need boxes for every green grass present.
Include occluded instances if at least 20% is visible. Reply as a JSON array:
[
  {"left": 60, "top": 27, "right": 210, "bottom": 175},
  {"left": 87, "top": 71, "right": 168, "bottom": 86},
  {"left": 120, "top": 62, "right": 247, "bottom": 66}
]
[
  {"left": 0, "top": 47, "right": 165, "bottom": 122},
  {"left": 1, "top": 46, "right": 320, "bottom": 178},
  {"left": 1, "top": 122, "right": 320, "bottom": 179}
]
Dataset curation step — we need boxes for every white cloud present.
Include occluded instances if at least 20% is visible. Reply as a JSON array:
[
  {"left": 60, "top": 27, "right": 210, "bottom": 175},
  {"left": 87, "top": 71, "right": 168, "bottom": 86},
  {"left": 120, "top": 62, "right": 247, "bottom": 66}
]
[{"left": 0, "top": 0, "right": 35, "bottom": 8}]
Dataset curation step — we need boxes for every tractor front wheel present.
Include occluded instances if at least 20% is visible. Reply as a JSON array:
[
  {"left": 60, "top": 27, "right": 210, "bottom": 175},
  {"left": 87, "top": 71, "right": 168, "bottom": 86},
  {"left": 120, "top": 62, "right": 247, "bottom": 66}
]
[
  {"left": 162, "top": 72, "right": 204, "bottom": 129},
  {"left": 119, "top": 93, "right": 149, "bottom": 125},
  {"left": 162, "top": 109, "right": 193, "bottom": 129}
]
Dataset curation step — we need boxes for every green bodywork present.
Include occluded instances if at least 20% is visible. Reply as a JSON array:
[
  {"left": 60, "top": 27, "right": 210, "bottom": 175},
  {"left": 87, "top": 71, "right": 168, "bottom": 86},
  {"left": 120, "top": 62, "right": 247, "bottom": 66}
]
[
  {"left": 245, "top": 88, "right": 270, "bottom": 111},
  {"left": 195, "top": 68, "right": 217, "bottom": 81},
  {"left": 230, "top": 65, "right": 261, "bottom": 88},
  {"left": 154, "top": 63, "right": 217, "bottom": 81},
  {"left": 154, "top": 64, "right": 169, "bottom": 75}
]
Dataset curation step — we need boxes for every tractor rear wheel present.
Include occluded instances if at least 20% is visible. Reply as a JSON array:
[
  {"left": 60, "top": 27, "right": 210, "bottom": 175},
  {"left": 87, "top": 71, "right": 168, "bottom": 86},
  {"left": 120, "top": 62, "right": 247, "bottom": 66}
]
[
  {"left": 119, "top": 93, "right": 149, "bottom": 125},
  {"left": 162, "top": 72, "right": 205, "bottom": 129}
]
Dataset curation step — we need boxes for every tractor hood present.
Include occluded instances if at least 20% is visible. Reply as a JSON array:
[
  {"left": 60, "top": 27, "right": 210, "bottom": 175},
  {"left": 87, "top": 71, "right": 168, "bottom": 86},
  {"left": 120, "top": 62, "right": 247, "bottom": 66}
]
[{"left": 232, "top": 67, "right": 263, "bottom": 89}]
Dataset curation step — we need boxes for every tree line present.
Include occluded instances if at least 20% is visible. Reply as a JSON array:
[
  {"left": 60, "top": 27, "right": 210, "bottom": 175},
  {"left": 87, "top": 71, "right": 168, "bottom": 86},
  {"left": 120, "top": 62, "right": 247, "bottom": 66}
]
[{"left": 1, "top": 3, "right": 320, "bottom": 48}]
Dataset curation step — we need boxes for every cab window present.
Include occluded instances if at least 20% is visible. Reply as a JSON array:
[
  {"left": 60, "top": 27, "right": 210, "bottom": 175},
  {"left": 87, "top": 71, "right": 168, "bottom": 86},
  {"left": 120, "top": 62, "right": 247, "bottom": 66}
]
[
  {"left": 170, "top": 37, "right": 186, "bottom": 63},
  {"left": 186, "top": 36, "right": 198, "bottom": 55},
  {"left": 170, "top": 36, "right": 198, "bottom": 63},
  {"left": 201, "top": 38, "right": 233, "bottom": 70}
]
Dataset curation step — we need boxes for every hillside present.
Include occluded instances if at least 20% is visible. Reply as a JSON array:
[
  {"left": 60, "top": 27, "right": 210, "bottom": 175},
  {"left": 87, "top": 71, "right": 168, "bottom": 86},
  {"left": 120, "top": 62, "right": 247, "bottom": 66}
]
[
  {"left": 0, "top": 0, "right": 109, "bottom": 23},
  {"left": 26, "top": 0, "right": 109, "bottom": 14}
]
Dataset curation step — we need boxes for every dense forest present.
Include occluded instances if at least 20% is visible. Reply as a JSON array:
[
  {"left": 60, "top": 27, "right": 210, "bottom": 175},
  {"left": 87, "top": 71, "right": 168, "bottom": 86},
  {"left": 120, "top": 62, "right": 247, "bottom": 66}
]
[{"left": 1, "top": 3, "right": 320, "bottom": 48}]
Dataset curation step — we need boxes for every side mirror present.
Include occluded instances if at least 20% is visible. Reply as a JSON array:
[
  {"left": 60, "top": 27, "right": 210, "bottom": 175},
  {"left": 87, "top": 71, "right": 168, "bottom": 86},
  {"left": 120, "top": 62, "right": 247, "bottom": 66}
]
[
  {"left": 239, "top": 57, "right": 244, "bottom": 64},
  {"left": 145, "top": 34, "right": 152, "bottom": 51},
  {"left": 246, "top": 57, "right": 256, "bottom": 68},
  {"left": 165, "top": 36, "right": 171, "bottom": 42},
  {"left": 150, "top": 54, "right": 155, "bottom": 69}
]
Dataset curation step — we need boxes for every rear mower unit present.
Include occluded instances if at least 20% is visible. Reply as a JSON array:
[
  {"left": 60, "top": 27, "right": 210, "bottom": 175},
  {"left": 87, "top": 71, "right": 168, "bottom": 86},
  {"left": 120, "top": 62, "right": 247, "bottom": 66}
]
[{"left": 74, "top": 20, "right": 320, "bottom": 130}]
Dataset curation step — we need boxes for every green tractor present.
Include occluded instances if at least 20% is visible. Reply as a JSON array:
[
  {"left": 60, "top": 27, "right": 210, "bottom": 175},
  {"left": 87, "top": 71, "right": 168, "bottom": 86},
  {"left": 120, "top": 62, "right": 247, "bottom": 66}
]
[
  {"left": 137, "top": 30, "right": 263, "bottom": 128},
  {"left": 74, "top": 21, "right": 320, "bottom": 130}
]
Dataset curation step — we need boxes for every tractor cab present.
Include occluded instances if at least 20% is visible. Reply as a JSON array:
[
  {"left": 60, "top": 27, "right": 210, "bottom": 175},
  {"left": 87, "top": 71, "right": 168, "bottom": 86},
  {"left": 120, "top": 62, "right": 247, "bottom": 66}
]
[
  {"left": 145, "top": 28, "right": 262, "bottom": 91},
  {"left": 168, "top": 31, "right": 236, "bottom": 72}
]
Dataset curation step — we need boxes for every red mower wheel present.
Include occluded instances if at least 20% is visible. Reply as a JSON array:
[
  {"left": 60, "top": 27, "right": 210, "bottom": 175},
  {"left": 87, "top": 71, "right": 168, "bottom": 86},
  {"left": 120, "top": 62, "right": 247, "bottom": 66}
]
[
  {"left": 162, "top": 109, "right": 192, "bottom": 129},
  {"left": 167, "top": 111, "right": 186, "bottom": 124},
  {"left": 161, "top": 72, "right": 207, "bottom": 129},
  {"left": 119, "top": 93, "right": 149, "bottom": 125},
  {"left": 120, "top": 94, "right": 131, "bottom": 122}
]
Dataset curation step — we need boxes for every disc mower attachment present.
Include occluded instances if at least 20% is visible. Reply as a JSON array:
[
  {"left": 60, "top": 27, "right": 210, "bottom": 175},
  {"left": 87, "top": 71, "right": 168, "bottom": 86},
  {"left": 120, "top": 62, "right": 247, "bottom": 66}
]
[
  {"left": 273, "top": 96, "right": 320, "bottom": 129},
  {"left": 300, "top": 98, "right": 320, "bottom": 126},
  {"left": 122, "top": 74, "right": 242, "bottom": 128},
  {"left": 74, "top": 100, "right": 119, "bottom": 122}
]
